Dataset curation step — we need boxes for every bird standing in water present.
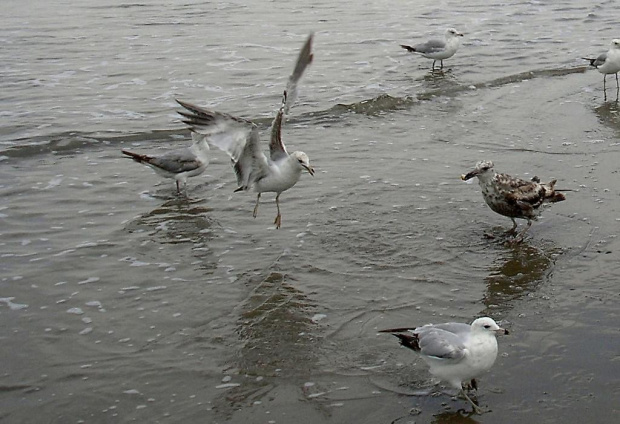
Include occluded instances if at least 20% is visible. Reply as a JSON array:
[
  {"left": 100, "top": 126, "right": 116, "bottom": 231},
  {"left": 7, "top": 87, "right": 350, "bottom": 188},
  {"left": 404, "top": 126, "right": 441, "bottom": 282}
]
[
  {"left": 461, "top": 160, "right": 566, "bottom": 243},
  {"left": 401, "top": 28, "right": 464, "bottom": 70},
  {"left": 380, "top": 317, "right": 508, "bottom": 414},
  {"left": 583, "top": 39, "right": 620, "bottom": 101},
  {"left": 121, "top": 132, "right": 210, "bottom": 194}
]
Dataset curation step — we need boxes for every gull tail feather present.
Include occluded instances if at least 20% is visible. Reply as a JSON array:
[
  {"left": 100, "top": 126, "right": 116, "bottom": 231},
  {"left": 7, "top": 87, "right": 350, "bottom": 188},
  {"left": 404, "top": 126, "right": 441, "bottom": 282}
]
[
  {"left": 379, "top": 328, "right": 421, "bottom": 352},
  {"left": 391, "top": 333, "right": 421, "bottom": 352},
  {"left": 122, "top": 150, "right": 150, "bottom": 164},
  {"left": 582, "top": 57, "right": 598, "bottom": 67},
  {"left": 401, "top": 44, "right": 417, "bottom": 53},
  {"left": 542, "top": 179, "right": 567, "bottom": 203}
]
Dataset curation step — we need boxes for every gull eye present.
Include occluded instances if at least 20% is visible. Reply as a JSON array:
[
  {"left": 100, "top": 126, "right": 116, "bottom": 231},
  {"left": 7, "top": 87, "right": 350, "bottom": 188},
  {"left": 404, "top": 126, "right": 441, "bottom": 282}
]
[
  {"left": 483, "top": 324, "right": 491, "bottom": 329},
  {"left": 298, "top": 159, "right": 303, "bottom": 163}
]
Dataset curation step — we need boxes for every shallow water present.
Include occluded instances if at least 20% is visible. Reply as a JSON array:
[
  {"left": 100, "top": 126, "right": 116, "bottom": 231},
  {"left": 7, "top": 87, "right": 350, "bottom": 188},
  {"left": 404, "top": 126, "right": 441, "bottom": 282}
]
[{"left": 1, "top": 0, "right": 620, "bottom": 423}]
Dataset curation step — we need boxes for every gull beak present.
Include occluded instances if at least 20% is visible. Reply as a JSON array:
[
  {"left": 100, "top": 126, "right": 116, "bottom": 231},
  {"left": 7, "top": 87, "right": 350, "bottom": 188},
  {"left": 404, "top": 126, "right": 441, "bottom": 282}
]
[
  {"left": 496, "top": 327, "right": 509, "bottom": 335},
  {"left": 458, "top": 32, "right": 464, "bottom": 37},
  {"left": 461, "top": 170, "right": 478, "bottom": 181},
  {"left": 304, "top": 164, "right": 315, "bottom": 176}
]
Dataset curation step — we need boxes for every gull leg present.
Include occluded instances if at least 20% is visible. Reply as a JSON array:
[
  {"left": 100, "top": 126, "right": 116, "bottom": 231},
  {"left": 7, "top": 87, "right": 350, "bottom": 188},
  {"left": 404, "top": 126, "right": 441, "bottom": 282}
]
[
  {"left": 176, "top": 180, "right": 181, "bottom": 194},
  {"left": 274, "top": 193, "right": 282, "bottom": 229},
  {"left": 463, "top": 379, "right": 478, "bottom": 391},
  {"left": 506, "top": 218, "right": 518, "bottom": 235},
  {"left": 616, "top": 73, "right": 619, "bottom": 101},
  {"left": 431, "top": 60, "right": 436, "bottom": 70},
  {"left": 513, "top": 220, "right": 532, "bottom": 244},
  {"left": 440, "top": 59, "right": 444, "bottom": 69},
  {"left": 460, "top": 389, "right": 486, "bottom": 414},
  {"left": 603, "top": 75, "right": 607, "bottom": 101},
  {"left": 253, "top": 193, "right": 261, "bottom": 218}
]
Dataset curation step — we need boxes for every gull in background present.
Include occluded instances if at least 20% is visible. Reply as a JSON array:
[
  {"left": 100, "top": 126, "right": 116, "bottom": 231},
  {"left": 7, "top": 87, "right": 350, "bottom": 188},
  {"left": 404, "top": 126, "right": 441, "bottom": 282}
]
[
  {"left": 121, "top": 132, "right": 210, "bottom": 194},
  {"left": 461, "top": 160, "right": 566, "bottom": 243},
  {"left": 380, "top": 317, "right": 508, "bottom": 414},
  {"left": 176, "top": 34, "right": 315, "bottom": 229},
  {"left": 583, "top": 39, "right": 620, "bottom": 101},
  {"left": 401, "top": 28, "right": 463, "bottom": 70}
]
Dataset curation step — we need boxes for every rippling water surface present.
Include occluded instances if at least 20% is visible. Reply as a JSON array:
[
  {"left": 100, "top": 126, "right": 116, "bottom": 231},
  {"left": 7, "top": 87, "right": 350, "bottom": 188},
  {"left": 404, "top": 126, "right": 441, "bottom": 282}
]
[{"left": 2, "top": 1, "right": 619, "bottom": 423}]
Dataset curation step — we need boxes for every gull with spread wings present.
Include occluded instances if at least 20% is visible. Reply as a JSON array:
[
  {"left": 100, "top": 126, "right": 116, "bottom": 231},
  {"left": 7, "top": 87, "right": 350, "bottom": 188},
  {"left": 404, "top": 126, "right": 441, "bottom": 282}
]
[{"left": 176, "top": 34, "right": 315, "bottom": 229}]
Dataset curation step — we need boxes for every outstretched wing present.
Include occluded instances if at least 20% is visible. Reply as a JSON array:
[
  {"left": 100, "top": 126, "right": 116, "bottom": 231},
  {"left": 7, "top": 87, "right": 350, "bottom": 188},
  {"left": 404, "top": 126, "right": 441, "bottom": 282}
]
[
  {"left": 176, "top": 99, "right": 269, "bottom": 188},
  {"left": 176, "top": 99, "right": 253, "bottom": 160},
  {"left": 269, "top": 33, "right": 314, "bottom": 162}
]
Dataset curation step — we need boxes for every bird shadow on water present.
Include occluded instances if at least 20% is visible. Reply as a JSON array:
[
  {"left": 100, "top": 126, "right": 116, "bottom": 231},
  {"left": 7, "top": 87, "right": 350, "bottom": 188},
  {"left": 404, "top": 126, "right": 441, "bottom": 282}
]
[
  {"left": 480, "top": 237, "right": 563, "bottom": 316},
  {"left": 387, "top": 393, "right": 482, "bottom": 424},
  {"left": 208, "top": 271, "right": 322, "bottom": 419},
  {"left": 124, "top": 195, "right": 218, "bottom": 245},
  {"left": 430, "top": 410, "right": 481, "bottom": 424},
  {"left": 593, "top": 100, "right": 620, "bottom": 131}
]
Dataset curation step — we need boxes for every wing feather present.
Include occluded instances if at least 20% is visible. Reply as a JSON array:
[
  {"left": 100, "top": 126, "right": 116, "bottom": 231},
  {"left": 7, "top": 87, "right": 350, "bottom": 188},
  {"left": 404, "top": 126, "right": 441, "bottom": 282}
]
[
  {"left": 413, "top": 39, "right": 446, "bottom": 54},
  {"left": 269, "top": 33, "right": 314, "bottom": 162},
  {"left": 176, "top": 99, "right": 269, "bottom": 188},
  {"left": 416, "top": 328, "right": 466, "bottom": 360}
]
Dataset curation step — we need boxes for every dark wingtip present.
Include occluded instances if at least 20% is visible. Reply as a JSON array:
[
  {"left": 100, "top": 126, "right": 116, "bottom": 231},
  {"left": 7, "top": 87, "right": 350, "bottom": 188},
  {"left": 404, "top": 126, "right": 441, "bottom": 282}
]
[{"left": 582, "top": 57, "right": 597, "bottom": 67}]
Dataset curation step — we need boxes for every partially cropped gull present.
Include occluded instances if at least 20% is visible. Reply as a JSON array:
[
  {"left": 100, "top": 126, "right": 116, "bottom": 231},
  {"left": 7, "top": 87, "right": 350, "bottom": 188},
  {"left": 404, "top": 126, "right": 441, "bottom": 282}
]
[
  {"left": 583, "top": 39, "right": 620, "bottom": 100},
  {"left": 380, "top": 317, "right": 508, "bottom": 414},
  {"left": 121, "top": 132, "right": 209, "bottom": 194},
  {"left": 461, "top": 160, "right": 566, "bottom": 243},
  {"left": 176, "top": 34, "right": 315, "bottom": 229},
  {"left": 401, "top": 28, "right": 463, "bottom": 70}
]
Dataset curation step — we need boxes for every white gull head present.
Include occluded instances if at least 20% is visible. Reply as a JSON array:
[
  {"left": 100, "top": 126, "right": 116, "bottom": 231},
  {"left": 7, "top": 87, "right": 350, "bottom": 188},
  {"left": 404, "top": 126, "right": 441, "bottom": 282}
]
[
  {"left": 461, "top": 160, "right": 495, "bottom": 183},
  {"left": 290, "top": 151, "right": 314, "bottom": 176}
]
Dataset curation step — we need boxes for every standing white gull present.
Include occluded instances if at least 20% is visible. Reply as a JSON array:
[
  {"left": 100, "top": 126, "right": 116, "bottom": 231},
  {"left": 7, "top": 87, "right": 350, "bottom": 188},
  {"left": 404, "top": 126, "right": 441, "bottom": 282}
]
[
  {"left": 583, "top": 39, "right": 620, "bottom": 100},
  {"left": 380, "top": 317, "right": 508, "bottom": 414},
  {"left": 176, "top": 34, "right": 315, "bottom": 229},
  {"left": 401, "top": 28, "right": 463, "bottom": 70},
  {"left": 121, "top": 132, "right": 210, "bottom": 194},
  {"left": 461, "top": 160, "right": 566, "bottom": 243}
]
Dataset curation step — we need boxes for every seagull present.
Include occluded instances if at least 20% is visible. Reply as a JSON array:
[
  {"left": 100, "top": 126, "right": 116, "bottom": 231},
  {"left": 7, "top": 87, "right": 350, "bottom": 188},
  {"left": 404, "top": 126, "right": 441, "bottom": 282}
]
[
  {"left": 121, "top": 132, "right": 210, "bottom": 194},
  {"left": 400, "top": 28, "right": 464, "bottom": 70},
  {"left": 461, "top": 160, "right": 566, "bottom": 243},
  {"left": 583, "top": 39, "right": 620, "bottom": 100},
  {"left": 380, "top": 317, "right": 508, "bottom": 414},
  {"left": 176, "top": 34, "right": 315, "bottom": 229}
]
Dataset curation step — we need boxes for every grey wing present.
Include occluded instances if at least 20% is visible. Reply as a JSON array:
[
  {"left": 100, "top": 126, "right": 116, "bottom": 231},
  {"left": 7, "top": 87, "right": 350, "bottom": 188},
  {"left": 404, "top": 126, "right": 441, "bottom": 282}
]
[
  {"left": 176, "top": 99, "right": 269, "bottom": 187},
  {"left": 150, "top": 148, "right": 202, "bottom": 173},
  {"left": 234, "top": 127, "right": 270, "bottom": 190},
  {"left": 417, "top": 328, "right": 467, "bottom": 361},
  {"left": 176, "top": 99, "right": 254, "bottom": 162},
  {"left": 414, "top": 39, "right": 447, "bottom": 54},
  {"left": 585, "top": 53, "right": 608, "bottom": 67},
  {"left": 594, "top": 52, "right": 607, "bottom": 67},
  {"left": 431, "top": 322, "right": 472, "bottom": 335},
  {"left": 269, "top": 33, "right": 314, "bottom": 162}
]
